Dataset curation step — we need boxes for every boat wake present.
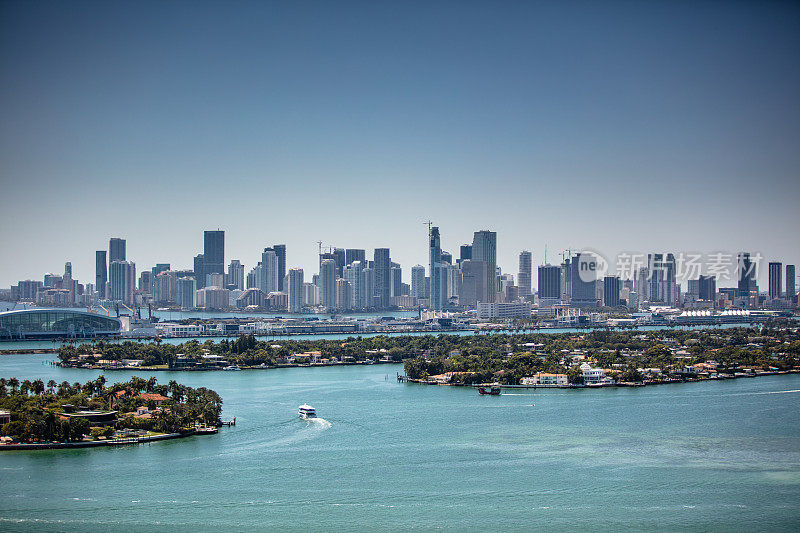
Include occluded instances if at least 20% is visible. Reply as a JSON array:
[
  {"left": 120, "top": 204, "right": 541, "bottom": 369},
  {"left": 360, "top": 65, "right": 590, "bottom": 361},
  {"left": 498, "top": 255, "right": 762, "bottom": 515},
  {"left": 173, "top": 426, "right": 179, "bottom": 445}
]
[{"left": 306, "top": 417, "right": 332, "bottom": 429}]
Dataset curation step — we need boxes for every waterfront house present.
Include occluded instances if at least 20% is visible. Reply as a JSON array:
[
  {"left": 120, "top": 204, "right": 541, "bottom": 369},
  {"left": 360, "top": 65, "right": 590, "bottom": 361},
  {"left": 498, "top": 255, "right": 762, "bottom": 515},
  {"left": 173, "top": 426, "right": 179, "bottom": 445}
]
[
  {"left": 0, "top": 409, "right": 10, "bottom": 425},
  {"left": 520, "top": 373, "right": 568, "bottom": 387},
  {"left": 580, "top": 363, "right": 614, "bottom": 385}
]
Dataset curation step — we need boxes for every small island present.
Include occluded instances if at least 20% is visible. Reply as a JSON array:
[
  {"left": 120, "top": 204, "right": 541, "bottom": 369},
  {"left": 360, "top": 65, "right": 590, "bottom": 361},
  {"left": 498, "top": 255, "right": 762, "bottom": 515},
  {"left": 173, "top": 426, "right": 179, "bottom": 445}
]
[{"left": 0, "top": 376, "right": 224, "bottom": 450}]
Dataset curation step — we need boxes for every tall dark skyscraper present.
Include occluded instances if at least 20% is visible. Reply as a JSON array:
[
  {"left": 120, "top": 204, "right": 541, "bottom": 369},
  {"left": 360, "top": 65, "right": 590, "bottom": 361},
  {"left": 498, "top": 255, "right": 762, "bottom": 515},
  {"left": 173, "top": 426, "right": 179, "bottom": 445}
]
[
  {"left": 768, "top": 262, "right": 782, "bottom": 299},
  {"left": 571, "top": 253, "right": 599, "bottom": 307},
  {"left": 787, "top": 265, "right": 796, "bottom": 304},
  {"left": 603, "top": 275, "right": 621, "bottom": 307},
  {"left": 109, "top": 237, "right": 126, "bottom": 263},
  {"left": 374, "top": 248, "right": 391, "bottom": 309},
  {"left": 472, "top": 231, "right": 496, "bottom": 303},
  {"left": 203, "top": 230, "right": 225, "bottom": 276},
  {"left": 346, "top": 249, "right": 366, "bottom": 266},
  {"left": 333, "top": 248, "right": 346, "bottom": 278},
  {"left": 518, "top": 251, "right": 532, "bottom": 298},
  {"left": 537, "top": 265, "right": 561, "bottom": 300},
  {"left": 95, "top": 250, "right": 107, "bottom": 299},
  {"left": 273, "top": 244, "right": 286, "bottom": 291},
  {"left": 699, "top": 275, "right": 717, "bottom": 302},
  {"left": 737, "top": 252, "right": 756, "bottom": 304}
]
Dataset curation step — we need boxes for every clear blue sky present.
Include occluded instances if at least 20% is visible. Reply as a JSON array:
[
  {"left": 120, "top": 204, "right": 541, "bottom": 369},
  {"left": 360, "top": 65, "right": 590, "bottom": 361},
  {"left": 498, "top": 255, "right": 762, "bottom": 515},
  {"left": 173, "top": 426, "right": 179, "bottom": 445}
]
[{"left": 1, "top": 1, "right": 798, "bottom": 289}]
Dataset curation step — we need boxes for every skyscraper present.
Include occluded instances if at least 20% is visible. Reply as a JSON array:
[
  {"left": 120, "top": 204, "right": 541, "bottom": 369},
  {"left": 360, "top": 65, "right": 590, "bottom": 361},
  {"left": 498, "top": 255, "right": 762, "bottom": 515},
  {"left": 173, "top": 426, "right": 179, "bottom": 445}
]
[
  {"left": 320, "top": 259, "right": 337, "bottom": 309},
  {"left": 95, "top": 250, "right": 107, "bottom": 299},
  {"left": 537, "top": 265, "right": 561, "bottom": 301},
  {"left": 177, "top": 277, "right": 197, "bottom": 310},
  {"left": 346, "top": 249, "right": 366, "bottom": 266},
  {"left": 570, "top": 253, "right": 598, "bottom": 307},
  {"left": 518, "top": 251, "right": 532, "bottom": 299},
  {"left": 194, "top": 254, "right": 206, "bottom": 289},
  {"left": 411, "top": 265, "right": 426, "bottom": 299},
  {"left": 333, "top": 248, "right": 346, "bottom": 278},
  {"left": 203, "top": 230, "right": 225, "bottom": 280},
  {"left": 472, "top": 231, "right": 496, "bottom": 303},
  {"left": 738, "top": 252, "right": 756, "bottom": 302},
  {"left": 288, "top": 268, "right": 304, "bottom": 313},
  {"left": 459, "top": 259, "right": 487, "bottom": 308},
  {"left": 374, "top": 248, "right": 391, "bottom": 309},
  {"left": 261, "top": 249, "right": 279, "bottom": 294},
  {"left": 698, "top": 275, "right": 717, "bottom": 302},
  {"left": 769, "top": 262, "right": 782, "bottom": 299},
  {"left": 603, "top": 275, "right": 620, "bottom": 307},
  {"left": 336, "top": 279, "right": 352, "bottom": 310},
  {"left": 787, "top": 265, "right": 796, "bottom": 304},
  {"left": 343, "top": 261, "right": 364, "bottom": 309},
  {"left": 429, "top": 227, "right": 443, "bottom": 310},
  {"left": 108, "top": 260, "right": 136, "bottom": 305},
  {"left": 390, "top": 263, "right": 402, "bottom": 298},
  {"left": 109, "top": 237, "right": 126, "bottom": 263},
  {"left": 273, "top": 245, "right": 286, "bottom": 291},
  {"left": 361, "top": 266, "right": 375, "bottom": 308},
  {"left": 228, "top": 260, "right": 245, "bottom": 290}
]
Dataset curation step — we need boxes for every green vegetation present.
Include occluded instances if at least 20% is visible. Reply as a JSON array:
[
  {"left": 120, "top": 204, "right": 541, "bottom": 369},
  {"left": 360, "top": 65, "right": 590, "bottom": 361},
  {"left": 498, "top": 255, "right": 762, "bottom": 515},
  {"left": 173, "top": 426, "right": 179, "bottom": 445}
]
[
  {"left": 56, "top": 327, "right": 800, "bottom": 386},
  {"left": 0, "top": 376, "right": 222, "bottom": 444},
  {"left": 402, "top": 326, "right": 800, "bottom": 384}
]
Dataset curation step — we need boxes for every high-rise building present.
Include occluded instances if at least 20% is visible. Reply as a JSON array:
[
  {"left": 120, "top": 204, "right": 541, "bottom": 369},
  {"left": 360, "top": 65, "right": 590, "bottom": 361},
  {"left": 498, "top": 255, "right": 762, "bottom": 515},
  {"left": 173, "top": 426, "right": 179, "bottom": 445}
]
[
  {"left": 361, "top": 266, "right": 375, "bottom": 308},
  {"left": 343, "top": 261, "right": 364, "bottom": 309},
  {"left": 459, "top": 244, "right": 472, "bottom": 263},
  {"left": 570, "top": 253, "right": 598, "bottom": 307},
  {"left": 537, "top": 265, "right": 561, "bottom": 301},
  {"left": 336, "top": 279, "right": 351, "bottom": 310},
  {"left": 108, "top": 260, "right": 136, "bottom": 305},
  {"left": 139, "top": 271, "right": 153, "bottom": 295},
  {"left": 441, "top": 251, "right": 452, "bottom": 265},
  {"left": 699, "top": 275, "right": 717, "bottom": 302},
  {"left": 769, "top": 262, "right": 782, "bottom": 300},
  {"left": 333, "top": 248, "right": 346, "bottom": 278},
  {"left": 319, "top": 252, "right": 337, "bottom": 273},
  {"left": 429, "top": 227, "right": 443, "bottom": 310},
  {"left": 194, "top": 254, "right": 206, "bottom": 289},
  {"left": 288, "top": 268, "right": 304, "bottom": 313},
  {"left": 320, "top": 259, "right": 337, "bottom": 309},
  {"left": 738, "top": 252, "right": 757, "bottom": 303},
  {"left": 152, "top": 264, "right": 170, "bottom": 277},
  {"left": 390, "top": 263, "right": 402, "bottom": 298},
  {"left": 646, "top": 253, "right": 676, "bottom": 305},
  {"left": 272, "top": 245, "right": 286, "bottom": 291},
  {"left": 228, "top": 260, "right": 245, "bottom": 290},
  {"left": 603, "top": 276, "right": 620, "bottom": 307},
  {"left": 177, "top": 277, "right": 196, "bottom": 309},
  {"left": 787, "top": 265, "right": 796, "bottom": 304},
  {"left": 153, "top": 270, "right": 177, "bottom": 303},
  {"left": 95, "top": 250, "right": 107, "bottom": 299},
  {"left": 346, "top": 249, "right": 366, "bottom": 266},
  {"left": 203, "top": 230, "right": 225, "bottom": 280},
  {"left": 459, "top": 259, "right": 487, "bottom": 309},
  {"left": 109, "top": 238, "right": 126, "bottom": 263},
  {"left": 411, "top": 265, "right": 426, "bottom": 299},
  {"left": 261, "top": 249, "right": 279, "bottom": 294},
  {"left": 518, "top": 251, "right": 532, "bottom": 299},
  {"left": 471, "top": 231, "right": 496, "bottom": 303},
  {"left": 374, "top": 248, "right": 391, "bottom": 309}
]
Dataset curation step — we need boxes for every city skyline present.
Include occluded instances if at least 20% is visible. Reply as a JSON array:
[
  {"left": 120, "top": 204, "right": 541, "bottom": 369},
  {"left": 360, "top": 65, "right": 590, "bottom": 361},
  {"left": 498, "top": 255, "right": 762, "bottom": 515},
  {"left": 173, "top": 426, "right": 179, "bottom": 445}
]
[{"left": 1, "top": 2, "right": 799, "bottom": 289}]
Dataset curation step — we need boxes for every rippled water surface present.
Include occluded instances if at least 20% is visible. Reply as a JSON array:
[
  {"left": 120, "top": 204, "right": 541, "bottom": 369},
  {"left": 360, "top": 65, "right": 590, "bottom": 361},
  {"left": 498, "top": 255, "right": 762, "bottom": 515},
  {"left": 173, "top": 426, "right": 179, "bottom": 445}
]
[{"left": 1, "top": 354, "right": 799, "bottom": 531}]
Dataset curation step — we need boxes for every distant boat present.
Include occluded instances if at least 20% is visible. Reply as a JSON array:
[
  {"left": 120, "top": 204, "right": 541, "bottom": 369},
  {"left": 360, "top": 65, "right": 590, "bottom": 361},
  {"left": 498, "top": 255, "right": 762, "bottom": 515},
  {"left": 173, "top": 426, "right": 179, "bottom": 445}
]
[
  {"left": 223, "top": 365, "right": 241, "bottom": 371},
  {"left": 478, "top": 386, "right": 501, "bottom": 395},
  {"left": 298, "top": 404, "right": 316, "bottom": 419}
]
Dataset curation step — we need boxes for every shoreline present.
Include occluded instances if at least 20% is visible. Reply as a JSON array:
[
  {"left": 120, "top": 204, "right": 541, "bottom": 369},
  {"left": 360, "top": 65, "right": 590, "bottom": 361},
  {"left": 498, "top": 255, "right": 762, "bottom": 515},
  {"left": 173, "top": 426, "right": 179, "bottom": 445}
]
[
  {"left": 399, "top": 369, "right": 800, "bottom": 389},
  {"left": 0, "top": 427, "right": 218, "bottom": 451}
]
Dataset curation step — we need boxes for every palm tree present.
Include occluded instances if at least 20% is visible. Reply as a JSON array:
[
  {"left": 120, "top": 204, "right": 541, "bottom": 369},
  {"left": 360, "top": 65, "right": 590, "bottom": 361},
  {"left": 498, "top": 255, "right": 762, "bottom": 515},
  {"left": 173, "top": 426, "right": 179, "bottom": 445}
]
[
  {"left": 20, "top": 380, "right": 31, "bottom": 396},
  {"left": 47, "top": 380, "right": 57, "bottom": 394},
  {"left": 32, "top": 379, "right": 45, "bottom": 395}
]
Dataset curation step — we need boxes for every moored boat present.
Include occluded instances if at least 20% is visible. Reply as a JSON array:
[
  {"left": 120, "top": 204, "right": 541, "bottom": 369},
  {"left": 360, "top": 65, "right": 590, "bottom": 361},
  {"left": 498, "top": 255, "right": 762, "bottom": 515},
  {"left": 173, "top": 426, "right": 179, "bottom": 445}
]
[{"left": 478, "top": 386, "right": 501, "bottom": 395}]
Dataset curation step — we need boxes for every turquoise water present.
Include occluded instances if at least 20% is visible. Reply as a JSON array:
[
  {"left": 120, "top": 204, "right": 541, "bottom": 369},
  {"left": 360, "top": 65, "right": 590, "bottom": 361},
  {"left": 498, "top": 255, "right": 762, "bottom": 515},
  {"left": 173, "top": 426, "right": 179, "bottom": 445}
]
[{"left": 1, "top": 354, "right": 799, "bottom": 531}]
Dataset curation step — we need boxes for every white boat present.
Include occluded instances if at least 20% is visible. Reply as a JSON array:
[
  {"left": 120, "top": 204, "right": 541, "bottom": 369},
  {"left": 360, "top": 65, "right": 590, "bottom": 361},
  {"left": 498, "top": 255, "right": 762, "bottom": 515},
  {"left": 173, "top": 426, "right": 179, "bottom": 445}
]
[
  {"left": 223, "top": 365, "right": 241, "bottom": 371},
  {"left": 298, "top": 404, "right": 316, "bottom": 419}
]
